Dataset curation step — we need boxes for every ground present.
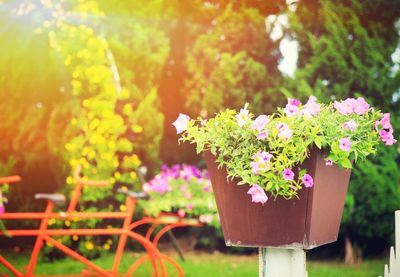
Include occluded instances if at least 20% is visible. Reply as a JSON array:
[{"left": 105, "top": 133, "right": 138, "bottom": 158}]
[{"left": 0, "top": 250, "right": 386, "bottom": 276}]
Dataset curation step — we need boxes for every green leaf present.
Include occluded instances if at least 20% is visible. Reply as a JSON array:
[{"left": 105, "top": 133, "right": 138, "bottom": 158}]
[{"left": 340, "top": 159, "right": 352, "bottom": 169}]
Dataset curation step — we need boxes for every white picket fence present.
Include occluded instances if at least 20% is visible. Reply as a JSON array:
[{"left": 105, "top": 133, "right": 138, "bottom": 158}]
[{"left": 380, "top": 210, "right": 400, "bottom": 277}]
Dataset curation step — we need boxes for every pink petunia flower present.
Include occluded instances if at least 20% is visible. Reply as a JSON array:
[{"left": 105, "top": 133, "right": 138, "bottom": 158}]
[
  {"left": 325, "top": 159, "right": 333, "bottom": 166},
  {"left": 343, "top": 120, "right": 358, "bottom": 131},
  {"left": 172, "top": 113, "right": 190, "bottom": 134},
  {"left": 380, "top": 113, "right": 392, "bottom": 129},
  {"left": 282, "top": 169, "right": 295, "bottom": 181},
  {"left": 379, "top": 129, "right": 397, "bottom": 146},
  {"left": 235, "top": 107, "right": 249, "bottom": 127},
  {"left": 277, "top": 123, "right": 293, "bottom": 140},
  {"left": 199, "top": 214, "right": 213, "bottom": 224},
  {"left": 288, "top": 98, "right": 301, "bottom": 107},
  {"left": 186, "top": 203, "right": 194, "bottom": 211},
  {"left": 256, "top": 130, "right": 269, "bottom": 140},
  {"left": 339, "top": 138, "right": 351, "bottom": 151},
  {"left": 247, "top": 184, "right": 268, "bottom": 205},
  {"left": 302, "top": 174, "right": 314, "bottom": 188},
  {"left": 251, "top": 115, "right": 270, "bottom": 131},
  {"left": 302, "top": 96, "right": 321, "bottom": 117},
  {"left": 284, "top": 104, "right": 299, "bottom": 117},
  {"left": 353, "top": 97, "right": 370, "bottom": 115},
  {"left": 0, "top": 205, "right": 4, "bottom": 214}
]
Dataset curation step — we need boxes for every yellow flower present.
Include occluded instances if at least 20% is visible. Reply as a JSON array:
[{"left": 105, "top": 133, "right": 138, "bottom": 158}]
[
  {"left": 65, "top": 220, "right": 71, "bottom": 227},
  {"left": 85, "top": 241, "right": 94, "bottom": 250},
  {"left": 47, "top": 218, "right": 56, "bottom": 226},
  {"left": 103, "top": 244, "right": 111, "bottom": 250},
  {"left": 130, "top": 172, "right": 137, "bottom": 179},
  {"left": 119, "top": 204, "right": 127, "bottom": 212},
  {"left": 72, "top": 235, "right": 79, "bottom": 241}
]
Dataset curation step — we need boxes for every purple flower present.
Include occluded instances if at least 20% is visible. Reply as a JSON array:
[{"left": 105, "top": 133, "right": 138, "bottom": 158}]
[
  {"left": 256, "top": 130, "right": 269, "bottom": 140},
  {"left": 203, "top": 184, "right": 212, "bottom": 192},
  {"left": 235, "top": 107, "right": 249, "bottom": 127},
  {"left": 302, "top": 174, "right": 314, "bottom": 188},
  {"left": 343, "top": 120, "right": 358, "bottom": 131},
  {"left": 282, "top": 169, "right": 295, "bottom": 181},
  {"left": 247, "top": 184, "right": 268, "bottom": 205},
  {"left": 339, "top": 138, "right": 351, "bottom": 151},
  {"left": 325, "top": 159, "right": 333, "bottom": 166},
  {"left": 277, "top": 123, "right": 293, "bottom": 140},
  {"left": 251, "top": 115, "right": 269, "bottom": 131},
  {"left": 172, "top": 113, "right": 190, "bottom": 134},
  {"left": 187, "top": 203, "right": 194, "bottom": 210},
  {"left": 0, "top": 205, "right": 4, "bottom": 214}
]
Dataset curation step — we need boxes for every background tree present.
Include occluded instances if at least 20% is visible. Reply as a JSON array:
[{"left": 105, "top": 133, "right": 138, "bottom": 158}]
[{"left": 282, "top": 0, "right": 400, "bottom": 262}]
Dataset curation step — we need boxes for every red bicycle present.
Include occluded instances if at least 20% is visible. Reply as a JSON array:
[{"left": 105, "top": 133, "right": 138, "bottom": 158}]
[{"left": 0, "top": 167, "right": 201, "bottom": 277}]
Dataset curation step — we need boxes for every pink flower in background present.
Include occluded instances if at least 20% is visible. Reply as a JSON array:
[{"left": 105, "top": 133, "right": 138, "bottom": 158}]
[
  {"left": 343, "top": 120, "right": 358, "bottom": 131},
  {"left": 187, "top": 203, "right": 194, "bottom": 211},
  {"left": 235, "top": 107, "right": 249, "bottom": 127},
  {"left": 177, "top": 209, "right": 186, "bottom": 218},
  {"left": 256, "top": 130, "right": 269, "bottom": 140},
  {"left": 184, "top": 192, "right": 193, "bottom": 199},
  {"left": 282, "top": 169, "right": 295, "bottom": 181},
  {"left": 142, "top": 183, "right": 151, "bottom": 193},
  {"left": 251, "top": 115, "right": 269, "bottom": 131},
  {"left": 375, "top": 113, "right": 397, "bottom": 145},
  {"left": 199, "top": 215, "right": 213, "bottom": 224},
  {"left": 325, "top": 159, "right": 333, "bottom": 166},
  {"left": 277, "top": 123, "right": 293, "bottom": 140},
  {"left": 247, "top": 184, "right": 268, "bottom": 205},
  {"left": 203, "top": 184, "right": 212, "bottom": 192},
  {"left": 172, "top": 113, "right": 190, "bottom": 134},
  {"left": 302, "top": 174, "right": 314, "bottom": 188},
  {"left": 0, "top": 205, "right": 4, "bottom": 214},
  {"left": 339, "top": 138, "right": 351, "bottom": 151}
]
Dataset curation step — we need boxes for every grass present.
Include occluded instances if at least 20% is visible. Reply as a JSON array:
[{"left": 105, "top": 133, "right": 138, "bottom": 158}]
[{"left": 0, "top": 250, "right": 386, "bottom": 276}]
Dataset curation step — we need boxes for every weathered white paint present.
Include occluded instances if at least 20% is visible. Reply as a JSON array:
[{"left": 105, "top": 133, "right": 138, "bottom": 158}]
[
  {"left": 259, "top": 248, "right": 308, "bottom": 277},
  {"left": 380, "top": 210, "right": 400, "bottom": 277}
]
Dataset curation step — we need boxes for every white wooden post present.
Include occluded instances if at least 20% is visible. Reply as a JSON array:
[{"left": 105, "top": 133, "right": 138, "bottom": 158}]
[
  {"left": 380, "top": 210, "right": 400, "bottom": 277},
  {"left": 259, "top": 248, "right": 308, "bottom": 277}
]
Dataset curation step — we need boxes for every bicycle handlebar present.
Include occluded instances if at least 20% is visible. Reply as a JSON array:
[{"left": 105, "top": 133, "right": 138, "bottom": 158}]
[
  {"left": 73, "top": 165, "right": 110, "bottom": 187},
  {"left": 0, "top": 175, "right": 21, "bottom": 185}
]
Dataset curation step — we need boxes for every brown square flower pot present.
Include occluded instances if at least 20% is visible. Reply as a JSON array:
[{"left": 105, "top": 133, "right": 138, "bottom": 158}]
[{"left": 204, "top": 149, "right": 352, "bottom": 249}]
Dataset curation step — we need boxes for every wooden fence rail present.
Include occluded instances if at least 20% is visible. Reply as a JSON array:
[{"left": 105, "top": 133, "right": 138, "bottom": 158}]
[{"left": 380, "top": 210, "right": 400, "bottom": 277}]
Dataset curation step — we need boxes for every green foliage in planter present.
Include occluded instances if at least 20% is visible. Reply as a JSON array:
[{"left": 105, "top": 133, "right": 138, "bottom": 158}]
[{"left": 178, "top": 97, "right": 393, "bottom": 202}]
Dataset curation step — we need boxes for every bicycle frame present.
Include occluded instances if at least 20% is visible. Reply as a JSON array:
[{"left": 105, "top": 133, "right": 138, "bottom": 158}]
[{"left": 0, "top": 173, "right": 166, "bottom": 277}]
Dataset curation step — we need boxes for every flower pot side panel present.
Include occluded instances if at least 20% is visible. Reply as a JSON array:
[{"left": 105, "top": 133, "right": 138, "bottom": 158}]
[
  {"left": 305, "top": 151, "right": 352, "bottom": 248},
  {"left": 205, "top": 152, "right": 310, "bottom": 248},
  {"left": 204, "top": 150, "right": 352, "bottom": 249}
]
